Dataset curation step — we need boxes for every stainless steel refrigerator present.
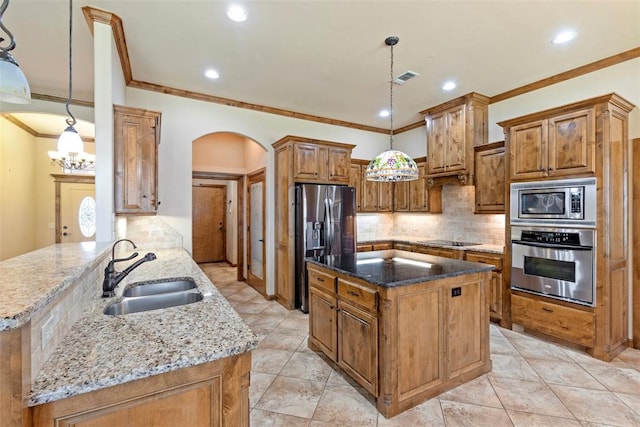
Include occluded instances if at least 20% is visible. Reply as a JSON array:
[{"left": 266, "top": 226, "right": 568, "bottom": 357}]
[{"left": 295, "top": 184, "right": 357, "bottom": 312}]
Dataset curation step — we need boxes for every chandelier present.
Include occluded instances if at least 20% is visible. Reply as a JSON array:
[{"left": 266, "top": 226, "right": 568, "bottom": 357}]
[
  {"left": 47, "top": 0, "right": 94, "bottom": 170},
  {"left": 365, "top": 36, "right": 418, "bottom": 182},
  {"left": 0, "top": 0, "right": 31, "bottom": 103}
]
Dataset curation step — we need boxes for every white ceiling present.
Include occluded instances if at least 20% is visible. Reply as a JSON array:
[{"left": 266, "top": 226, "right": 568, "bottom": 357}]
[{"left": 3, "top": 0, "right": 640, "bottom": 135}]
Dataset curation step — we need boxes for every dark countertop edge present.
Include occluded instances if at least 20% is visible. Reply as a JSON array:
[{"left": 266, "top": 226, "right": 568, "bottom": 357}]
[
  {"left": 358, "top": 239, "right": 504, "bottom": 254},
  {"left": 305, "top": 257, "right": 494, "bottom": 288}
]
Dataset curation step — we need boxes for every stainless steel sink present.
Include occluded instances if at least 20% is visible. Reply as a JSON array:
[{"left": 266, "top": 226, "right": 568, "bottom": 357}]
[
  {"left": 104, "top": 290, "right": 204, "bottom": 315},
  {"left": 122, "top": 277, "right": 197, "bottom": 297}
]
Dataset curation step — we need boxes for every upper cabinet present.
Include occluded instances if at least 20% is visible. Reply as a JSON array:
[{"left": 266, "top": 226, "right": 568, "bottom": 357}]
[
  {"left": 114, "top": 105, "right": 161, "bottom": 215},
  {"left": 420, "top": 92, "right": 489, "bottom": 187},
  {"left": 505, "top": 108, "right": 595, "bottom": 181},
  {"left": 474, "top": 141, "right": 505, "bottom": 214},
  {"left": 291, "top": 140, "right": 351, "bottom": 184}
]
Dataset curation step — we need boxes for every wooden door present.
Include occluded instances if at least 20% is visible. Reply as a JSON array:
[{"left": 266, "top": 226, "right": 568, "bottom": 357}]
[
  {"left": 60, "top": 183, "right": 96, "bottom": 243},
  {"left": 427, "top": 113, "right": 447, "bottom": 174},
  {"left": 309, "top": 287, "right": 337, "bottom": 361},
  {"left": 474, "top": 144, "right": 505, "bottom": 213},
  {"left": 361, "top": 175, "right": 379, "bottom": 212},
  {"left": 192, "top": 185, "right": 226, "bottom": 263},
  {"left": 292, "top": 143, "right": 321, "bottom": 181},
  {"left": 445, "top": 105, "right": 466, "bottom": 172},
  {"left": 510, "top": 120, "right": 548, "bottom": 180},
  {"left": 548, "top": 108, "right": 595, "bottom": 177},
  {"left": 394, "top": 181, "right": 410, "bottom": 212},
  {"left": 349, "top": 163, "right": 362, "bottom": 211},
  {"left": 377, "top": 182, "right": 393, "bottom": 212},
  {"left": 327, "top": 147, "right": 351, "bottom": 183},
  {"left": 247, "top": 170, "right": 266, "bottom": 295},
  {"left": 409, "top": 162, "right": 428, "bottom": 211}
]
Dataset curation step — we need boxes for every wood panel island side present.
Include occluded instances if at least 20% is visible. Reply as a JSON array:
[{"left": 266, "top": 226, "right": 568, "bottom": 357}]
[{"left": 306, "top": 250, "right": 494, "bottom": 418}]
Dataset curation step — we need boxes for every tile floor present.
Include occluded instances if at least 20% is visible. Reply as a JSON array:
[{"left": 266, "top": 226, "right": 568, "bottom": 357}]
[{"left": 200, "top": 263, "right": 640, "bottom": 427}]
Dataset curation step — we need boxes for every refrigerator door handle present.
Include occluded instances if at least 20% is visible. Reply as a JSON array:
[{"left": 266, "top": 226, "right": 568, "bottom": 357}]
[{"left": 324, "top": 197, "right": 332, "bottom": 254}]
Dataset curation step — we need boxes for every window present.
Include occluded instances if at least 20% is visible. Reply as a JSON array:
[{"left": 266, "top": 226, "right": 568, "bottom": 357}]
[{"left": 78, "top": 196, "right": 96, "bottom": 238}]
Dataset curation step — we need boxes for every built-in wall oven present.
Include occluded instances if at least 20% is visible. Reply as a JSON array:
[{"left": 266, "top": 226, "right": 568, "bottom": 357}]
[{"left": 510, "top": 178, "right": 597, "bottom": 306}]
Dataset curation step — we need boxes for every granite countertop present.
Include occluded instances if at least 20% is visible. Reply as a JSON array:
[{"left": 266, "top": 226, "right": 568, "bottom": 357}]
[
  {"left": 0, "top": 242, "right": 111, "bottom": 331},
  {"left": 28, "top": 248, "right": 258, "bottom": 406},
  {"left": 306, "top": 249, "right": 494, "bottom": 288},
  {"left": 359, "top": 237, "right": 504, "bottom": 254}
]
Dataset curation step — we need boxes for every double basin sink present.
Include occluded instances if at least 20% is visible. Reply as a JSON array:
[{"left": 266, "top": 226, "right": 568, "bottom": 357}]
[{"left": 104, "top": 277, "right": 204, "bottom": 316}]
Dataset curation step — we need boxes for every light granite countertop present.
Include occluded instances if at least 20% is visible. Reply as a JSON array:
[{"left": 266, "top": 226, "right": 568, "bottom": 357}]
[
  {"left": 27, "top": 247, "right": 258, "bottom": 406},
  {"left": 0, "top": 242, "right": 111, "bottom": 331},
  {"left": 359, "top": 237, "right": 504, "bottom": 254}
]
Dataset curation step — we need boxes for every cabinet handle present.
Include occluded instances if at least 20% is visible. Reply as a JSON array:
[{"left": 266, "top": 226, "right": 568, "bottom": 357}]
[
  {"left": 542, "top": 307, "right": 553, "bottom": 313},
  {"left": 347, "top": 290, "right": 359, "bottom": 297},
  {"left": 316, "top": 277, "right": 324, "bottom": 282}
]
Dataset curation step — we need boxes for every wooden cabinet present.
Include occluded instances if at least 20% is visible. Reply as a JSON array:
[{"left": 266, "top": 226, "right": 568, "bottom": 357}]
[
  {"left": 474, "top": 141, "right": 505, "bottom": 213},
  {"left": 272, "top": 136, "right": 355, "bottom": 309},
  {"left": 114, "top": 105, "right": 161, "bottom": 215},
  {"left": 506, "top": 108, "right": 595, "bottom": 180},
  {"left": 421, "top": 92, "right": 489, "bottom": 186},
  {"left": 349, "top": 163, "right": 362, "bottom": 211},
  {"left": 465, "top": 251, "right": 504, "bottom": 322},
  {"left": 32, "top": 353, "right": 251, "bottom": 427},
  {"left": 500, "top": 93, "right": 635, "bottom": 361}
]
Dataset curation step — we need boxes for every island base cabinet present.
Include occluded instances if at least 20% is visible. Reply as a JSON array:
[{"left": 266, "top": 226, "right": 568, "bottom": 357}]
[{"left": 31, "top": 353, "right": 251, "bottom": 427}]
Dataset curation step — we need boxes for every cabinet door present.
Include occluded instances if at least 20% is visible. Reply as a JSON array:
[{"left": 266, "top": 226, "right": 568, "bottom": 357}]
[
  {"left": 445, "top": 105, "right": 466, "bottom": 172},
  {"left": 337, "top": 301, "right": 378, "bottom": 395},
  {"left": 114, "top": 109, "right": 159, "bottom": 214},
  {"left": 274, "top": 147, "right": 293, "bottom": 308},
  {"left": 378, "top": 182, "right": 393, "bottom": 212},
  {"left": 361, "top": 173, "right": 379, "bottom": 212},
  {"left": 548, "top": 108, "right": 595, "bottom": 177},
  {"left": 393, "top": 181, "right": 410, "bottom": 212},
  {"left": 474, "top": 146, "right": 505, "bottom": 213},
  {"left": 349, "top": 163, "right": 362, "bottom": 212},
  {"left": 409, "top": 163, "right": 428, "bottom": 211},
  {"left": 328, "top": 147, "right": 351, "bottom": 183},
  {"left": 309, "top": 287, "right": 338, "bottom": 361},
  {"left": 510, "top": 120, "right": 547, "bottom": 180},
  {"left": 292, "top": 143, "right": 322, "bottom": 180},
  {"left": 489, "top": 271, "right": 503, "bottom": 321},
  {"left": 427, "top": 113, "right": 447, "bottom": 174}
]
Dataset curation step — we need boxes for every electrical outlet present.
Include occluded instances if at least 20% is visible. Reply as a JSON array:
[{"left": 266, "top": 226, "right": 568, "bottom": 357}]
[
  {"left": 451, "top": 287, "right": 462, "bottom": 297},
  {"left": 41, "top": 315, "right": 55, "bottom": 350}
]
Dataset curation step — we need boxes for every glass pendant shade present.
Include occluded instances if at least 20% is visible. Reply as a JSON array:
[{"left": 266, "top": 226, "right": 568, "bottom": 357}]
[
  {"left": 57, "top": 125, "right": 83, "bottom": 153},
  {"left": 0, "top": 52, "right": 31, "bottom": 104},
  {"left": 365, "top": 149, "right": 419, "bottom": 182}
]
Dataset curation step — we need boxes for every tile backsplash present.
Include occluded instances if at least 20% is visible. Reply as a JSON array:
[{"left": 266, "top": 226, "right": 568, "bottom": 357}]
[{"left": 357, "top": 185, "right": 506, "bottom": 246}]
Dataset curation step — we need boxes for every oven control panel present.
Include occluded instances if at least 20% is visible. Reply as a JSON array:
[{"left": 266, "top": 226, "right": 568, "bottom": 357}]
[{"left": 520, "top": 230, "right": 581, "bottom": 246}]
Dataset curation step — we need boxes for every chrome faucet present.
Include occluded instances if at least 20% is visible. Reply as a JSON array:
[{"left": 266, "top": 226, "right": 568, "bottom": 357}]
[{"left": 102, "top": 239, "right": 157, "bottom": 297}]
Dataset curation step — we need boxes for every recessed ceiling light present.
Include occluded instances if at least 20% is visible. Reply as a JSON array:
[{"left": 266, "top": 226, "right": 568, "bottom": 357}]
[
  {"left": 205, "top": 69, "right": 220, "bottom": 79},
  {"left": 442, "top": 81, "right": 456, "bottom": 91},
  {"left": 552, "top": 30, "right": 577, "bottom": 44},
  {"left": 379, "top": 109, "right": 390, "bottom": 118},
  {"left": 227, "top": 4, "right": 247, "bottom": 22}
]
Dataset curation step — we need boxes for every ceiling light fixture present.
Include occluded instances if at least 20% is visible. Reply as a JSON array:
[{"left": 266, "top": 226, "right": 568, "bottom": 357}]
[
  {"left": 48, "top": 0, "right": 94, "bottom": 171},
  {"left": 366, "top": 36, "right": 418, "bottom": 182},
  {"left": 205, "top": 68, "right": 220, "bottom": 79},
  {"left": 379, "top": 109, "right": 390, "bottom": 118},
  {"left": 552, "top": 30, "right": 576, "bottom": 44},
  {"left": 227, "top": 4, "right": 247, "bottom": 22},
  {"left": 442, "top": 81, "right": 456, "bottom": 91},
  {"left": 0, "top": 0, "right": 31, "bottom": 104}
]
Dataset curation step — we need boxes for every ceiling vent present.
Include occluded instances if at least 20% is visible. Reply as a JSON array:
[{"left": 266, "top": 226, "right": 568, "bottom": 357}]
[{"left": 392, "top": 70, "right": 420, "bottom": 85}]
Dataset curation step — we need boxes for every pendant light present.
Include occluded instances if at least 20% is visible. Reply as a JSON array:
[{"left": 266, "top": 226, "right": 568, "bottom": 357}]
[
  {"left": 0, "top": 0, "right": 31, "bottom": 104},
  {"left": 48, "top": 0, "right": 94, "bottom": 170},
  {"left": 365, "top": 36, "right": 418, "bottom": 182}
]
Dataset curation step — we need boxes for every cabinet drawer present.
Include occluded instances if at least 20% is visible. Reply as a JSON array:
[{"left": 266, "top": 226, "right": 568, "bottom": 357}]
[
  {"left": 414, "top": 246, "right": 455, "bottom": 258},
  {"left": 357, "top": 244, "right": 374, "bottom": 252},
  {"left": 372, "top": 242, "right": 393, "bottom": 251},
  {"left": 308, "top": 267, "right": 336, "bottom": 293},
  {"left": 465, "top": 252, "right": 503, "bottom": 271},
  {"left": 511, "top": 294, "right": 594, "bottom": 347},
  {"left": 338, "top": 279, "right": 377, "bottom": 311},
  {"left": 393, "top": 243, "right": 413, "bottom": 251}
]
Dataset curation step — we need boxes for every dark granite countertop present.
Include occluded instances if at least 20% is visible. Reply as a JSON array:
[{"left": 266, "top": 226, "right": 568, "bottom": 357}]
[{"left": 305, "top": 249, "right": 494, "bottom": 288}]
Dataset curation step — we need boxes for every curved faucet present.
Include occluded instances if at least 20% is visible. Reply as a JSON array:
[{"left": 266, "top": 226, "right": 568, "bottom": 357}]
[{"left": 102, "top": 239, "right": 157, "bottom": 297}]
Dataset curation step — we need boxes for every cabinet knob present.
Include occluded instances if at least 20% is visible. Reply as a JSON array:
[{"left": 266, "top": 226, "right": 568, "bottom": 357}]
[{"left": 542, "top": 307, "right": 553, "bottom": 313}]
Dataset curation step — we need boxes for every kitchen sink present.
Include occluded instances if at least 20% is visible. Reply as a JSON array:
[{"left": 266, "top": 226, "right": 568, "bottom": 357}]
[
  {"left": 122, "top": 277, "right": 198, "bottom": 297},
  {"left": 104, "top": 290, "right": 204, "bottom": 315}
]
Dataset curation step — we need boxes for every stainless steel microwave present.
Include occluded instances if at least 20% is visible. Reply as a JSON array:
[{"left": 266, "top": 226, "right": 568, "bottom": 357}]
[{"left": 510, "top": 178, "right": 596, "bottom": 227}]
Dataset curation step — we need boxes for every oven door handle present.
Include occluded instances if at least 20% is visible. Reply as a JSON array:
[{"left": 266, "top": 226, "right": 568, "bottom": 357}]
[{"left": 511, "top": 240, "right": 593, "bottom": 251}]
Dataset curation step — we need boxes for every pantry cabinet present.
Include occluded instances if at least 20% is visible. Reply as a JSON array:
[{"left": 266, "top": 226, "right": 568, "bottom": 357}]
[
  {"left": 273, "top": 136, "right": 355, "bottom": 309},
  {"left": 113, "top": 105, "right": 161, "bottom": 215},
  {"left": 474, "top": 141, "right": 506, "bottom": 213},
  {"left": 420, "top": 92, "right": 489, "bottom": 186}
]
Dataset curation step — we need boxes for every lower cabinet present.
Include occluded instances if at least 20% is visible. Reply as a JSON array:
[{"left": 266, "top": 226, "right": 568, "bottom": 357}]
[{"left": 465, "top": 251, "right": 504, "bottom": 323}]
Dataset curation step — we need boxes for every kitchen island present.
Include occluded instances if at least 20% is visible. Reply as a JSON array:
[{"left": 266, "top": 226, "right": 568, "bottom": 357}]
[
  {"left": 306, "top": 249, "right": 494, "bottom": 418},
  {"left": 0, "top": 244, "right": 257, "bottom": 427}
]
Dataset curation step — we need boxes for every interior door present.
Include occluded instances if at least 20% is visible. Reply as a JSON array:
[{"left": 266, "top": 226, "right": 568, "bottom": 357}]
[
  {"left": 247, "top": 170, "right": 266, "bottom": 295},
  {"left": 192, "top": 185, "right": 226, "bottom": 263},
  {"left": 60, "top": 183, "right": 96, "bottom": 243}
]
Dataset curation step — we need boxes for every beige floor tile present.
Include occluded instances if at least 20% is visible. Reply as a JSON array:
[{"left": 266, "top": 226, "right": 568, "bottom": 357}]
[
  {"left": 549, "top": 384, "right": 640, "bottom": 426},
  {"left": 261, "top": 303, "right": 293, "bottom": 317},
  {"left": 251, "top": 347, "right": 294, "bottom": 375},
  {"left": 440, "top": 400, "right": 513, "bottom": 427},
  {"left": 311, "top": 382, "right": 378, "bottom": 426},
  {"left": 527, "top": 359, "right": 605, "bottom": 390},
  {"left": 250, "top": 408, "right": 311, "bottom": 426},
  {"left": 278, "top": 315, "right": 310, "bottom": 331},
  {"left": 507, "top": 336, "right": 571, "bottom": 361},
  {"left": 613, "top": 391, "right": 640, "bottom": 415},
  {"left": 280, "top": 351, "right": 333, "bottom": 383},
  {"left": 488, "top": 354, "right": 541, "bottom": 382},
  {"left": 259, "top": 331, "right": 306, "bottom": 352},
  {"left": 490, "top": 377, "right": 573, "bottom": 418},
  {"left": 246, "top": 314, "right": 286, "bottom": 335},
  {"left": 507, "top": 410, "right": 581, "bottom": 426},
  {"left": 255, "top": 376, "right": 325, "bottom": 419},
  {"left": 438, "top": 375, "right": 503, "bottom": 408},
  {"left": 491, "top": 334, "right": 521, "bottom": 356},
  {"left": 377, "top": 398, "right": 445, "bottom": 426},
  {"left": 615, "top": 349, "right": 640, "bottom": 371},
  {"left": 578, "top": 363, "right": 640, "bottom": 395},
  {"left": 250, "top": 372, "right": 277, "bottom": 408}
]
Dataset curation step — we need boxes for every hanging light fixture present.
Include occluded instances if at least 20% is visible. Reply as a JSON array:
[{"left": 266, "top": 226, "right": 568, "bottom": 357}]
[
  {"left": 48, "top": 0, "right": 94, "bottom": 170},
  {"left": 0, "top": 0, "right": 31, "bottom": 104},
  {"left": 366, "top": 36, "right": 418, "bottom": 182}
]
